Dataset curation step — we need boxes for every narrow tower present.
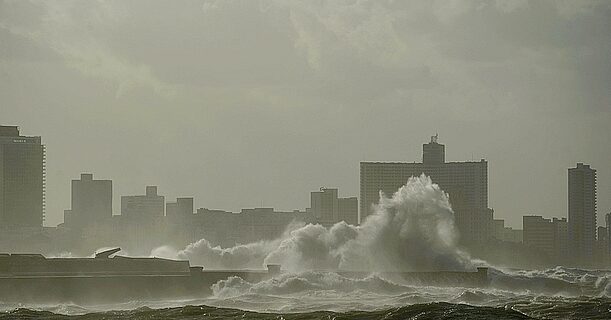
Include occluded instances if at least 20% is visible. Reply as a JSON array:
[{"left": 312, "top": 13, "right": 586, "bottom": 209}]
[
  {"left": 568, "top": 163, "right": 597, "bottom": 266},
  {"left": 0, "top": 125, "right": 45, "bottom": 228}
]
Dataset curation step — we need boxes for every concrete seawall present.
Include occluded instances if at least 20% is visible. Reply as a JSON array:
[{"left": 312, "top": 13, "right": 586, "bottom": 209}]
[{"left": 0, "top": 267, "right": 489, "bottom": 303}]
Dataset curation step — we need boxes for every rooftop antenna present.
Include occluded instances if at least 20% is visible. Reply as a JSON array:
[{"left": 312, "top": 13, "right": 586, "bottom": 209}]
[{"left": 431, "top": 132, "right": 438, "bottom": 143}]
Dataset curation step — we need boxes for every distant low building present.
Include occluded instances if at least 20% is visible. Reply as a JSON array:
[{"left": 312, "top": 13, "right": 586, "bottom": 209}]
[
  {"left": 120, "top": 186, "right": 166, "bottom": 252},
  {"left": 607, "top": 213, "right": 611, "bottom": 263},
  {"left": 523, "top": 215, "right": 567, "bottom": 262},
  {"left": 193, "top": 207, "right": 314, "bottom": 247},
  {"left": 166, "top": 197, "right": 193, "bottom": 218},
  {"left": 492, "top": 219, "right": 523, "bottom": 243},
  {"left": 310, "top": 188, "right": 358, "bottom": 226},
  {"left": 492, "top": 219, "right": 506, "bottom": 240},
  {"left": 523, "top": 215, "right": 555, "bottom": 256},
  {"left": 65, "top": 173, "right": 112, "bottom": 227},
  {"left": 338, "top": 197, "right": 358, "bottom": 226},
  {"left": 553, "top": 218, "right": 568, "bottom": 262},
  {"left": 503, "top": 228, "right": 523, "bottom": 243},
  {"left": 596, "top": 226, "right": 609, "bottom": 267},
  {"left": 121, "top": 186, "right": 164, "bottom": 219}
]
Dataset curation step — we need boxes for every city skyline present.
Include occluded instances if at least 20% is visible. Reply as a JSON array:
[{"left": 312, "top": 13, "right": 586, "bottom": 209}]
[
  {"left": 4, "top": 126, "right": 607, "bottom": 229},
  {"left": 3, "top": 2, "right": 611, "bottom": 318},
  {"left": 2, "top": 1, "right": 610, "bottom": 231},
  {"left": 4, "top": 125, "right": 606, "bottom": 231}
]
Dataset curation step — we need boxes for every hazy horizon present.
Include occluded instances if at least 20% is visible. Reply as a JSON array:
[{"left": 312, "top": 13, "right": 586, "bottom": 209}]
[{"left": 1, "top": 0, "right": 609, "bottom": 229}]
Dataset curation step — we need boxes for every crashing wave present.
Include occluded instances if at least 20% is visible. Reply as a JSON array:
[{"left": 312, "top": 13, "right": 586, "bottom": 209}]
[{"left": 152, "top": 174, "right": 472, "bottom": 272}]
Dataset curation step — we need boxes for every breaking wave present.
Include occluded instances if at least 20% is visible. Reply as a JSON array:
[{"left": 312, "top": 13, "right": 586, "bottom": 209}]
[
  {"left": 212, "top": 271, "right": 413, "bottom": 298},
  {"left": 1, "top": 266, "right": 610, "bottom": 318},
  {"left": 152, "top": 174, "right": 472, "bottom": 272}
]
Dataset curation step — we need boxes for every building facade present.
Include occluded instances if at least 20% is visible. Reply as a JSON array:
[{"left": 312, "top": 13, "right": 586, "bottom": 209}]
[
  {"left": 553, "top": 218, "right": 569, "bottom": 262},
  {"left": 492, "top": 219, "right": 523, "bottom": 243},
  {"left": 121, "top": 186, "right": 164, "bottom": 219},
  {"left": 523, "top": 215, "right": 555, "bottom": 257},
  {"left": 568, "top": 163, "right": 597, "bottom": 266},
  {"left": 596, "top": 226, "right": 609, "bottom": 266},
  {"left": 607, "top": 213, "right": 611, "bottom": 263},
  {"left": 0, "top": 126, "right": 45, "bottom": 228},
  {"left": 338, "top": 197, "right": 358, "bottom": 226},
  {"left": 360, "top": 135, "right": 490, "bottom": 243},
  {"left": 523, "top": 215, "right": 567, "bottom": 261},
  {"left": 65, "top": 173, "right": 112, "bottom": 227},
  {"left": 310, "top": 188, "right": 358, "bottom": 226},
  {"left": 166, "top": 197, "right": 193, "bottom": 219}
]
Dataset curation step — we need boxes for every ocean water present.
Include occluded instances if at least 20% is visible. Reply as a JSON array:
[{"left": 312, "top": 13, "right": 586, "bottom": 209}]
[
  {"left": 1, "top": 267, "right": 610, "bottom": 319},
  {"left": 3, "top": 177, "right": 609, "bottom": 318}
]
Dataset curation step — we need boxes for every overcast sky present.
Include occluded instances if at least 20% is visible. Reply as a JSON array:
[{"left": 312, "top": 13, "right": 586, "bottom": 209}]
[{"left": 1, "top": 0, "right": 609, "bottom": 229}]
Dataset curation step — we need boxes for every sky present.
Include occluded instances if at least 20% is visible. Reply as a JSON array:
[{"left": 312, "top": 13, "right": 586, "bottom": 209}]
[{"left": 1, "top": 0, "right": 609, "bottom": 229}]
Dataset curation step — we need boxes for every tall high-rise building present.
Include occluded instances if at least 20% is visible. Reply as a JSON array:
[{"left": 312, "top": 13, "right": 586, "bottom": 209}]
[
  {"left": 121, "top": 186, "right": 164, "bottom": 219},
  {"left": 65, "top": 173, "right": 112, "bottom": 227},
  {"left": 0, "top": 125, "right": 45, "bottom": 228},
  {"left": 310, "top": 188, "right": 358, "bottom": 226},
  {"left": 568, "top": 163, "right": 597, "bottom": 266},
  {"left": 360, "top": 135, "right": 489, "bottom": 243}
]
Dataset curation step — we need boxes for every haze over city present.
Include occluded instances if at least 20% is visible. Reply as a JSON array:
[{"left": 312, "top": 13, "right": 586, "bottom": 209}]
[
  {"left": 1, "top": 0, "right": 609, "bottom": 229},
  {"left": 1, "top": 1, "right": 611, "bottom": 319}
]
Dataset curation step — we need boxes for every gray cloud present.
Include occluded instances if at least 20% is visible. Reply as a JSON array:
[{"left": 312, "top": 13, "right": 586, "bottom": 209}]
[{"left": 0, "top": 0, "right": 609, "bottom": 228}]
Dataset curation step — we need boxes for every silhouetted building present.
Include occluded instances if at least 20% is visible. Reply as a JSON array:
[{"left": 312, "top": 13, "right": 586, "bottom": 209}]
[
  {"left": 338, "top": 197, "right": 358, "bottom": 226},
  {"left": 607, "top": 213, "right": 611, "bottom": 262},
  {"left": 310, "top": 188, "right": 358, "bottom": 226},
  {"left": 492, "top": 219, "right": 505, "bottom": 240},
  {"left": 422, "top": 133, "right": 445, "bottom": 164},
  {"left": 0, "top": 125, "right": 45, "bottom": 228},
  {"left": 166, "top": 197, "right": 193, "bottom": 218},
  {"left": 523, "top": 215, "right": 555, "bottom": 257},
  {"left": 121, "top": 186, "right": 164, "bottom": 219},
  {"left": 491, "top": 219, "right": 522, "bottom": 243},
  {"left": 65, "top": 173, "right": 112, "bottom": 227},
  {"left": 596, "top": 226, "right": 609, "bottom": 266},
  {"left": 503, "top": 228, "right": 523, "bottom": 243},
  {"left": 118, "top": 186, "right": 166, "bottom": 253},
  {"left": 553, "top": 218, "right": 569, "bottom": 262},
  {"left": 311, "top": 188, "right": 337, "bottom": 225},
  {"left": 568, "top": 163, "right": 597, "bottom": 266},
  {"left": 194, "top": 207, "right": 314, "bottom": 247},
  {"left": 523, "top": 215, "right": 567, "bottom": 261},
  {"left": 360, "top": 135, "right": 490, "bottom": 243}
]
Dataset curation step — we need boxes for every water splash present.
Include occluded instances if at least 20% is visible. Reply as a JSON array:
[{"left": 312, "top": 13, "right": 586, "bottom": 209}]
[{"left": 152, "top": 174, "right": 472, "bottom": 272}]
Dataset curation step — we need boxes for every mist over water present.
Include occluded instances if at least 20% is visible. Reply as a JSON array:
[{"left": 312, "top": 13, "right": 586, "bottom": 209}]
[
  {"left": 152, "top": 175, "right": 473, "bottom": 272},
  {"left": 3, "top": 175, "right": 611, "bottom": 318}
]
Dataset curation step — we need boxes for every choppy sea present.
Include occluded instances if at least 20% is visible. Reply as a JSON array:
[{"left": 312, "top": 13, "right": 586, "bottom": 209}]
[{"left": 1, "top": 266, "right": 610, "bottom": 319}]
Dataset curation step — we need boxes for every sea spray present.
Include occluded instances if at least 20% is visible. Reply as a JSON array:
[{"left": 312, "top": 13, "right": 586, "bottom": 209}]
[
  {"left": 212, "top": 271, "right": 414, "bottom": 298},
  {"left": 151, "top": 239, "right": 280, "bottom": 269},
  {"left": 151, "top": 174, "right": 473, "bottom": 272}
]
